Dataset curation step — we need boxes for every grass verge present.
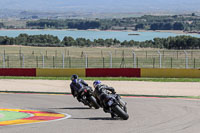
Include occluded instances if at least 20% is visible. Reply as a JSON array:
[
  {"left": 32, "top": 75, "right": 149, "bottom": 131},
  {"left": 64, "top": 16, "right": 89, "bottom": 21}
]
[{"left": 0, "top": 76, "right": 200, "bottom": 82}]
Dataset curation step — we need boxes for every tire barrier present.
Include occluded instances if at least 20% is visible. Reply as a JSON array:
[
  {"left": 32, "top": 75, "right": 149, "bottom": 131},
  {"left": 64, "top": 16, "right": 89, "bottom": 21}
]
[
  {"left": 36, "top": 68, "right": 85, "bottom": 77},
  {"left": 86, "top": 68, "right": 141, "bottom": 77},
  {"left": 141, "top": 68, "right": 200, "bottom": 78},
  {"left": 0, "top": 68, "right": 36, "bottom": 77},
  {"left": 0, "top": 68, "right": 199, "bottom": 78}
]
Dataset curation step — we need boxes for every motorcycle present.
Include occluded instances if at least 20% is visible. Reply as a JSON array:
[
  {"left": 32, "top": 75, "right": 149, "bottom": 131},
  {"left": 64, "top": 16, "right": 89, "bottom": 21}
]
[
  {"left": 103, "top": 93, "right": 129, "bottom": 120},
  {"left": 77, "top": 86, "right": 100, "bottom": 109}
]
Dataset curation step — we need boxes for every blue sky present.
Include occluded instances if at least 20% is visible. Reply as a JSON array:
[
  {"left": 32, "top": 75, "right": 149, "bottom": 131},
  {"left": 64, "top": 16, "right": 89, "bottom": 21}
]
[{"left": 0, "top": 0, "right": 200, "bottom": 13}]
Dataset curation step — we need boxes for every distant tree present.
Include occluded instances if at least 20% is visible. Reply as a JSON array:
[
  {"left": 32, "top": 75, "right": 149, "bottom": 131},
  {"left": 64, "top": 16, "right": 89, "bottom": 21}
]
[
  {"left": 68, "top": 21, "right": 100, "bottom": 30},
  {"left": 62, "top": 36, "right": 76, "bottom": 46},
  {"left": 76, "top": 38, "right": 87, "bottom": 46},
  {"left": 0, "top": 23, "right": 4, "bottom": 28},
  {"left": 135, "top": 23, "right": 145, "bottom": 30},
  {"left": 192, "top": 13, "right": 196, "bottom": 16},
  {"left": 163, "top": 23, "right": 173, "bottom": 30},
  {"left": 173, "top": 22, "right": 184, "bottom": 30},
  {"left": 16, "top": 34, "right": 29, "bottom": 45}
]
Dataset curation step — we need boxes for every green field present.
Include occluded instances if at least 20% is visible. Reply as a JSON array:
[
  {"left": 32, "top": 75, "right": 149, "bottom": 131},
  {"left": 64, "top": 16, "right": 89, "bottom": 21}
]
[
  {"left": 0, "top": 19, "right": 27, "bottom": 28},
  {"left": 0, "top": 46, "right": 200, "bottom": 68},
  {"left": 0, "top": 76, "right": 200, "bottom": 82}
]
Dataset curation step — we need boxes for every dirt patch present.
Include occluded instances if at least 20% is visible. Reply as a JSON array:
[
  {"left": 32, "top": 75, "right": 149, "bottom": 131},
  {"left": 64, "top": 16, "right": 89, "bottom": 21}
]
[{"left": 0, "top": 79, "right": 200, "bottom": 96}]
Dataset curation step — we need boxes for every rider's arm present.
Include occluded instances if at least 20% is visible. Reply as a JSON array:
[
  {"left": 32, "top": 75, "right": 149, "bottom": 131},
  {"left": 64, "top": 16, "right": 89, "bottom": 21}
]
[
  {"left": 105, "top": 86, "right": 116, "bottom": 94},
  {"left": 80, "top": 79, "right": 88, "bottom": 86}
]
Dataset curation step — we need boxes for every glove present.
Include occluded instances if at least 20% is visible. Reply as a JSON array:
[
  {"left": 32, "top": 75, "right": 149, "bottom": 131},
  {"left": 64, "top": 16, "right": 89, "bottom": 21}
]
[{"left": 112, "top": 90, "right": 116, "bottom": 94}]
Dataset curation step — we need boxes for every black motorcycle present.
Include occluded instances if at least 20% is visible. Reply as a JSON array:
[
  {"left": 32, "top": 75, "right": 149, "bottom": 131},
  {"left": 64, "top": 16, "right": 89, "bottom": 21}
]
[
  {"left": 103, "top": 93, "right": 129, "bottom": 120},
  {"left": 77, "top": 87, "right": 100, "bottom": 109}
]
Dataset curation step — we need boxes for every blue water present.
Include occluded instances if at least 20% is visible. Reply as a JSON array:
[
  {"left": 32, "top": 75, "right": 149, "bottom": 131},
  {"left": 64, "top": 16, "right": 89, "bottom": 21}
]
[{"left": 0, "top": 30, "right": 200, "bottom": 42}]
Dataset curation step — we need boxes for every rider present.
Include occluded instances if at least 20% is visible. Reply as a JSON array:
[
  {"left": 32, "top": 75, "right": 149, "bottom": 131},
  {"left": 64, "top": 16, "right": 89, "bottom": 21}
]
[
  {"left": 93, "top": 80, "right": 116, "bottom": 112},
  {"left": 70, "top": 74, "right": 89, "bottom": 102}
]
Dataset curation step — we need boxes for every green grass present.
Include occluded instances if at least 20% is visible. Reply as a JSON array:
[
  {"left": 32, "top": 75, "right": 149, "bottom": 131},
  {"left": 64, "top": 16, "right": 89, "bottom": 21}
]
[
  {"left": 0, "top": 110, "right": 31, "bottom": 122},
  {"left": 0, "top": 76, "right": 200, "bottom": 82}
]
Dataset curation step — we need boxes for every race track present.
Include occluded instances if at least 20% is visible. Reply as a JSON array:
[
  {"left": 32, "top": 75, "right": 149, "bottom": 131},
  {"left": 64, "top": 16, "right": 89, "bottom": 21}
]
[{"left": 1, "top": 93, "right": 200, "bottom": 133}]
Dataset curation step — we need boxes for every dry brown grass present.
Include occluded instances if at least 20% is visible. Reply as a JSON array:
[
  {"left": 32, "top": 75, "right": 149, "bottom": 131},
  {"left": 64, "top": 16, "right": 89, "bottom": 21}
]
[{"left": 0, "top": 45, "right": 200, "bottom": 68}]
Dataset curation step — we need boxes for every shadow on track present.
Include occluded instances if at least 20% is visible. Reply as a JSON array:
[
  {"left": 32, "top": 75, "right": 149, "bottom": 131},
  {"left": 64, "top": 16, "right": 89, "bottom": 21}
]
[
  {"left": 49, "top": 107, "right": 91, "bottom": 110},
  {"left": 70, "top": 117, "right": 120, "bottom": 120}
]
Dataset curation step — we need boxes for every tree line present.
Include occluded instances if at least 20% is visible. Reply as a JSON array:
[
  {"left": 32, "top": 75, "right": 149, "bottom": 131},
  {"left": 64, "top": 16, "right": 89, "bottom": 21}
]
[
  {"left": 0, "top": 34, "right": 200, "bottom": 49},
  {"left": 26, "top": 19, "right": 101, "bottom": 30},
  {"left": 24, "top": 14, "right": 200, "bottom": 31}
]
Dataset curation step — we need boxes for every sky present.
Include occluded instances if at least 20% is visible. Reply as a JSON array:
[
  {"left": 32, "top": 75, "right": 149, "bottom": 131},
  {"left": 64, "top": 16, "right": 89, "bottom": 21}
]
[{"left": 0, "top": 0, "right": 200, "bottom": 13}]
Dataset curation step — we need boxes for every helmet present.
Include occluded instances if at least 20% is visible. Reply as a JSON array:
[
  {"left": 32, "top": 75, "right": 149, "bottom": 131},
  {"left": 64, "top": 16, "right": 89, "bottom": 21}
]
[
  {"left": 71, "top": 74, "right": 78, "bottom": 83},
  {"left": 93, "top": 80, "right": 101, "bottom": 88}
]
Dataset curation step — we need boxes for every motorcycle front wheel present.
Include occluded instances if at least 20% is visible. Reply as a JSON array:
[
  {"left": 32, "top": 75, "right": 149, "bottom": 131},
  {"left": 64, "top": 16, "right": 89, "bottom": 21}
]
[
  {"left": 89, "top": 96, "right": 100, "bottom": 109},
  {"left": 112, "top": 105, "right": 129, "bottom": 120}
]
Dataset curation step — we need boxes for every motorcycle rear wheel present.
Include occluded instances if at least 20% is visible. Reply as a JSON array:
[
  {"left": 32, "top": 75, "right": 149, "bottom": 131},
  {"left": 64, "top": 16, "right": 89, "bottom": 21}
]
[{"left": 89, "top": 96, "right": 100, "bottom": 109}]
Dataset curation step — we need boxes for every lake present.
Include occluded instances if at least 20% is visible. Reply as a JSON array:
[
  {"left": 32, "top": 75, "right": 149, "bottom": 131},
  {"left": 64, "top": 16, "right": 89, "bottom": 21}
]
[{"left": 0, "top": 29, "right": 200, "bottom": 42}]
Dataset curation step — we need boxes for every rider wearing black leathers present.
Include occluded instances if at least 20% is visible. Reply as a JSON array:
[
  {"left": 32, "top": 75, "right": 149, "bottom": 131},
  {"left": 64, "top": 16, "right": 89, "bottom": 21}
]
[
  {"left": 70, "top": 74, "right": 89, "bottom": 102},
  {"left": 93, "top": 80, "right": 116, "bottom": 112}
]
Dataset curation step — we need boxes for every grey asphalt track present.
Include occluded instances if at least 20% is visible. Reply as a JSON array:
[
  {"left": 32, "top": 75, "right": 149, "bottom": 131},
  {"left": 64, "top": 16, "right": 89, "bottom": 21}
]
[{"left": 1, "top": 93, "right": 200, "bottom": 133}]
